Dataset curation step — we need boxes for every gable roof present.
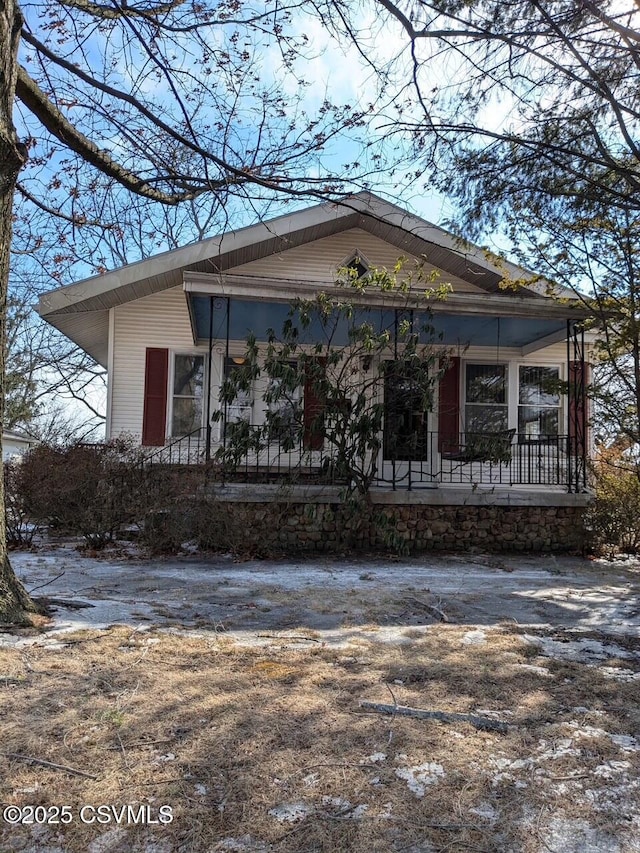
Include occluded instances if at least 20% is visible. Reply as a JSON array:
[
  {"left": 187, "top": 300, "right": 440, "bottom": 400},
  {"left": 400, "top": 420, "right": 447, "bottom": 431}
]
[{"left": 37, "top": 191, "right": 569, "bottom": 365}]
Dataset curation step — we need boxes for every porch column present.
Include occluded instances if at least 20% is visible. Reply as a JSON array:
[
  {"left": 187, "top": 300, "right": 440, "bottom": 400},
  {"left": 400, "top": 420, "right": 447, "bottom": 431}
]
[
  {"left": 205, "top": 295, "right": 214, "bottom": 462},
  {"left": 567, "top": 321, "right": 587, "bottom": 493}
]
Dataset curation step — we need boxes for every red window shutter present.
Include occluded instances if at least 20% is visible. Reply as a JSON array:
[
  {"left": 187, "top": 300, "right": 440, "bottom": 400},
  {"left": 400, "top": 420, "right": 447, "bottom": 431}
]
[
  {"left": 142, "top": 348, "right": 169, "bottom": 446},
  {"left": 303, "top": 357, "right": 326, "bottom": 451},
  {"left": 568, "top": 361, "right": 589, "bottom": 456},
  {"left": 438, "top": 356, "right": 461, "bottom": 455}
]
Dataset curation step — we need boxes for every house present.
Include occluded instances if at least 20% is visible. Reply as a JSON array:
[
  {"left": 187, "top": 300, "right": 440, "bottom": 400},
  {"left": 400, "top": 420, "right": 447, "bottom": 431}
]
[
  {"left": 2, "top": 430, "right": 38, "bottom": 462},
  {"left": 37, "top": 192, "right": 594, "bottom": 551}
]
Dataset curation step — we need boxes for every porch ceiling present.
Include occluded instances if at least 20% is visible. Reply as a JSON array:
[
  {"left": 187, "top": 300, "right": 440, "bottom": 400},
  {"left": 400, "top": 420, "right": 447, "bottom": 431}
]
[{"left": 189, "top": 294, "right": 571, "bottom": 350}]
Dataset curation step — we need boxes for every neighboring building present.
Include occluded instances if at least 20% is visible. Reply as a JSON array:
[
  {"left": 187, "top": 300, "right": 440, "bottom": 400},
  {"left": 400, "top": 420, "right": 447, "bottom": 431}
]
[
  {"left": 37, "top": 193, "right": 595, "bottom": 551},
  {"left": 2, "top": 430, "right": 38, "bottom": 462}
]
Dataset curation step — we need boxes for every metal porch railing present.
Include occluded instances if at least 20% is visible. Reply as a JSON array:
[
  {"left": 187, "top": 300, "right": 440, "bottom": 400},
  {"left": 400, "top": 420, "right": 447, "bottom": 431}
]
[{"left": 140, "top": 429, "right": 584, "bottom": 491}]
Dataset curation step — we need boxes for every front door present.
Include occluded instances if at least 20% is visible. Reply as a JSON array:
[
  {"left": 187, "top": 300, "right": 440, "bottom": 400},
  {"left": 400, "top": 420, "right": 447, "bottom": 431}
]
[{"left": 380, "top": 361, "right": 437, "bottom": 488}]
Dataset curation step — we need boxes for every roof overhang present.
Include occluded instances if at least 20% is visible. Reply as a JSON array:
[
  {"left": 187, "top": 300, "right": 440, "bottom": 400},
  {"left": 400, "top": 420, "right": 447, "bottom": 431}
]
[{"left": 36, "top": 191, "right": 584, "bottom": 365}]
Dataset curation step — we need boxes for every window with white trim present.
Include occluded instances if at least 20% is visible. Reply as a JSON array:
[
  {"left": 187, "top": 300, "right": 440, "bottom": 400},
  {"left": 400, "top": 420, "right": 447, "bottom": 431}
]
[
  {"left": 518, "top": 366, "right": 560, "bottom": 440},
  {"left": 465, "top": 364, "right": 508, "bottom": 433},
  {"left": 171, "top": 354, "right": 204, "bottom": 436},
  {"left": 264, "top": 361, "right": 302, "bottom": 444},
  {"left": 224, "top": 356, "right": 253, "bottom": 431}
]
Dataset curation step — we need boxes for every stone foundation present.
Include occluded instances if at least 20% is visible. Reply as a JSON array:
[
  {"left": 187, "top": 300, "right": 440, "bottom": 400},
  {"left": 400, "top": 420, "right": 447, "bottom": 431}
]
[{"left": 202, "top": 496, "right": 587, "bottom": 553}]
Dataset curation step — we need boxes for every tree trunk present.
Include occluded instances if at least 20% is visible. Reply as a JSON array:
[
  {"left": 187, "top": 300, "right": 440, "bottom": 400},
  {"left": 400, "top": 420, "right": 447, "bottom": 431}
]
[{"left": 0, "top": 0, "right": 40, "bottom": 624}]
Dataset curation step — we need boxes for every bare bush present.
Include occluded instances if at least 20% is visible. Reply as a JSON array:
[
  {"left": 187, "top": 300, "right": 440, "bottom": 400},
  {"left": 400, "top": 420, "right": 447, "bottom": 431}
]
[{"left": 586, "top": 449, "right": 640, "bottom": 557}]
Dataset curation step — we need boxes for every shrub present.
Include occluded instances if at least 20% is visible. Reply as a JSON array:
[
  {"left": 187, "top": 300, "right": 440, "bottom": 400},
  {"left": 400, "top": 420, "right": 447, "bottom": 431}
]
[
  {"left": 586, "top": 449, "right": 640, "bottom": 556},
  {"left": 4, "top": 460, "right": 38, "bottom": 548},
  {"left": 11, "top": 438, "right": 188, "bottom": 549}
]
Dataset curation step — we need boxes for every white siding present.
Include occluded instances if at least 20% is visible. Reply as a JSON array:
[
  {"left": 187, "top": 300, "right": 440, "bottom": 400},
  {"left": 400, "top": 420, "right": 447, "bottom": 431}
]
[
  {"left": 111, "top": 287, "right": 199, "bottom": 438},
  {"left": 230, "top": 228, "right": 485, "bottom": 293},
  {"left": 108, "top": 239, "right": 586, "bottom": 439}
]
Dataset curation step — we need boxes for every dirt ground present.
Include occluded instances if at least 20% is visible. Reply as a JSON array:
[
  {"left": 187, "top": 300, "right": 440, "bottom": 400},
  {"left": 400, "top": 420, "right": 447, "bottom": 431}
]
[{"left": 1, "top": 543, "right": 639, "bottom": 852}]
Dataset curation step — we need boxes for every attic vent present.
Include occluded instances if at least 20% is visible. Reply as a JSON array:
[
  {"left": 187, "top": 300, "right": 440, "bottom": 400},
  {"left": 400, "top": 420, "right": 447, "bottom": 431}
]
[{"left": 342, "top": 251, "right": 369, "bottom": 279}]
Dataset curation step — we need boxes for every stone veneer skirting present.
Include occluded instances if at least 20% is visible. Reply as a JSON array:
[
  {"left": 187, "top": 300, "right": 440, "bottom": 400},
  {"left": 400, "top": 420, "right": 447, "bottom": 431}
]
[{"left": 205, "top": 486, "right": 590, "bottom": 553}]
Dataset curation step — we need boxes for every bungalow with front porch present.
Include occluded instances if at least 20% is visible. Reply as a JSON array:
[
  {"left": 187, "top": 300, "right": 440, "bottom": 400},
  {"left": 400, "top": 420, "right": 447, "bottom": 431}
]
[{"left": 37, "top": 192, "right": 594, "bottom": 551}]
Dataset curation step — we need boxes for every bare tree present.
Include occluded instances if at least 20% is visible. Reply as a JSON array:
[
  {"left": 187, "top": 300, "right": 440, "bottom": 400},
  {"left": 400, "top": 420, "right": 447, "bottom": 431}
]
[
  {"left": 321, "top": 0, "right": 640, "bottom": 448},
  {"left": 0, "top": 0, "right": 374, "bottom": 622}
]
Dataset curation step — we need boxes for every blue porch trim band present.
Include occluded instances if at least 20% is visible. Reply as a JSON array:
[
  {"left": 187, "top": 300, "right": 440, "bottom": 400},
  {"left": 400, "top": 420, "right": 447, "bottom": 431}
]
[{"left": 189, "top": 294, "right": 569, "bottom": 350}]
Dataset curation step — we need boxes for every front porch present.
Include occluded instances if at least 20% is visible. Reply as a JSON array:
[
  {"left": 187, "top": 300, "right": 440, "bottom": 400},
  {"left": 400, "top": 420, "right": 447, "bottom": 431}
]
[{"left": 144, "top": 283, "right": 591, "bottom": 495}]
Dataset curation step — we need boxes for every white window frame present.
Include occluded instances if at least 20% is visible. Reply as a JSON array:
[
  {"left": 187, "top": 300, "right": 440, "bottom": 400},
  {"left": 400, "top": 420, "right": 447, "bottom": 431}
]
[
  {"left": 263, "top": 361, "right": 303, "bottom": 445},
  {"left": 221, "top": 353, "right": 255, "bottom": 439},
  {"left": 463, "top": 361, "right": 510, "bottom": 434},
  {"left": 516, "top": 362, "right": 562, "bottom": 441},
  {"left": 169, "top": 350, "right": 206, "bottom": 438}
]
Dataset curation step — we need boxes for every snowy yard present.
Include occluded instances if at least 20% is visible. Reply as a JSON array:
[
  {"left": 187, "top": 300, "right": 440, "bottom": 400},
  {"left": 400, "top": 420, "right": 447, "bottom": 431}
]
[{"left": 1, "top": 544, "right": 639, "bottom": 852}]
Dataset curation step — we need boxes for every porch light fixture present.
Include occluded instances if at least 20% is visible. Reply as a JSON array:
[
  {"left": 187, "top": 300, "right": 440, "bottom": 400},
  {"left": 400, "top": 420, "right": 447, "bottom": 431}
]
[{"left": 231, "top": 356, "right": 247, "bottom": 365}]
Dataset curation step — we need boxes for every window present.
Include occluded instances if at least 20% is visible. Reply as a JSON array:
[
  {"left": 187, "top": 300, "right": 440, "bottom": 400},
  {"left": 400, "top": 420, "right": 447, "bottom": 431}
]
[
  {"left": 465, "top": 364, "right": 508, "bottom": 433},
  {"left": 265, "top": 362, "right": 302, "bottom": 445},
  {"left": 518, "top": 366, "right": 560, "bottom": 440},
  {"left": 171, "top": 354, "right": 204, "bottom": 436},
  {"left": 342, "top": 250, "right": 369, "bottom": 280},
  {"left": 223, "top": 357, "right": 253, "bottom": 431}
]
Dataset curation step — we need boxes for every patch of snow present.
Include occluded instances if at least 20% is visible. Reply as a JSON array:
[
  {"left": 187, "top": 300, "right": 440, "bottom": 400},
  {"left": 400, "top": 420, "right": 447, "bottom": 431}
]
[
  {"left": 489, "top": 737, "right": 585, "bottom": 784},
  {"left": 321, "top": 796, "right": 368, "bottom": 818},
  {"left": 138, "top": 841, "right": 172, "bottom": 853},
  {"left": 462, "top": 629, "right": 487, "bottom": 646},
  {"left": 267, "top": 803, "right": 312, "bottom": 823},
  {"left": 516, "top": 663, "right": 552, "bottom": 677},
  {"left": 302, "top": 773, "right": 319, "bottom": 788},
  {"left": 363, "top": 752, "right": 386, "bottom": 764},
  {"left": 153, "top": 753, "right": 175, "bottom": 763},
  {"left": 567, "top": 723, "right": 609, "bottom": 739},
  {"left": 593, "top": 761, "right": 631, "bottom": 779},
  {"left": 379, "top": 802, "right": 394, "bottom": 819},
  {"left": 566, "top": 722, "right": 640, "bottom": 752},
  {"left": 610, "top": 734, "right": 640, "bottom": 752},
  {"left": 468, "top": 802, "right": 498, "bottom": 821},
  {"left": 599, "top": 667, "right": 640, "bottom": 682},
  {"left": 523, "top": 633, "right": 636, "bottom": 663},
  {"left": 194, "top": 784, "right": 208, "bottom": 796},
  {"left": 544, "top": 815, "right": 622, "bottom": 853},
  {"left": 536, "top": 738, "right": 581, "bottom": 761},
  {"left": 395, "top": 762, "right": 445, "bottom": 797},
  {"left": 88, "top": 828, "right": 129, "bottom": 853}
]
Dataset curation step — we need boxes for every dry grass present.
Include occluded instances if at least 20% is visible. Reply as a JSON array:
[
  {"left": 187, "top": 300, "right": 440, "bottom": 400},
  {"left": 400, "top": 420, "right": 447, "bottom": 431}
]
[{"left": 0, "top": 625, "right": 638, "bottom": 852}]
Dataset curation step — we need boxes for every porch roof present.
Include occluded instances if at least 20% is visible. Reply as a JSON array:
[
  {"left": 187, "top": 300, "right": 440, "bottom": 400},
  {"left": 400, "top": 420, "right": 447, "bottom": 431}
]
[
  {"left": 37, "top": 191, "right": 588, "bottom": 365},
  {"left": 186, "top": 282, "right": 590, "bottom": 353}
]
